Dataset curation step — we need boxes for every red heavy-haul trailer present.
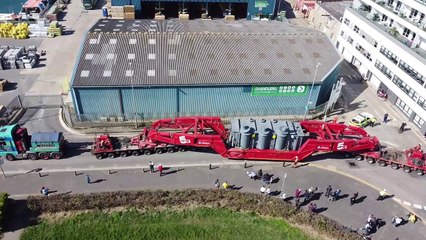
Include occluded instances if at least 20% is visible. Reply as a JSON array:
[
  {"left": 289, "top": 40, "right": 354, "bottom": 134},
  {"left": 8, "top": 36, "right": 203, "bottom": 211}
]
[
  {"left": 91, "top": 116, "right": 380, "bottom": 162},
  {"left": 358, "top": 145, "right": 426, "bottom": 175}
]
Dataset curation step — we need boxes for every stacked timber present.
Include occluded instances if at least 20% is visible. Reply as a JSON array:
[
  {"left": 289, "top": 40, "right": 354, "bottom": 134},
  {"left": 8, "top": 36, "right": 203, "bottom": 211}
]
[
  {"left": 110, "top": 6, "right": 124, "bottom": 19},
  {"left": 124, "top": 5, "right": 135, "bottom": 20}
]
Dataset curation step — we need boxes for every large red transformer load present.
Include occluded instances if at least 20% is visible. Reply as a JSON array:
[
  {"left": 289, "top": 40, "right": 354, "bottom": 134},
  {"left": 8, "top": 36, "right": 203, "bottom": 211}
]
[{"left": 91, "top": 116, "right": 380, "bottom": 162}]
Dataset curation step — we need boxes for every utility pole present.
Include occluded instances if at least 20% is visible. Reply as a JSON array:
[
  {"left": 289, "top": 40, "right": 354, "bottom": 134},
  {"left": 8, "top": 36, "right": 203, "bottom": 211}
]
[
  {"left": 303, "top": 63, "right": 321, "bottom": 120},
  {"left": 280, "top": 173, "right": 287, "bottom": 195},
  {"left": 129, "top": 62, "right": 137, "bottom": 128},
  {"left": 0, "top": 158, "right": 6, "bottom": 179}
]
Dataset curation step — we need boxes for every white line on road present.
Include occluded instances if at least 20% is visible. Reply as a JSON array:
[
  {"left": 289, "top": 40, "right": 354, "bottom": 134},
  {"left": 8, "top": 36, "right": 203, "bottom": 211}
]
[
  {"left": 2, "top": 161, "right": 250, "bottom": 175},
  {"left": 413, "top": 204, "right": 422, "bottom": 209},
  {"left": 404, "top": 201, "right": 412, "bottom": 206},
  {"left": 393, "top": 198, "right": 401, "bottom": 203}
]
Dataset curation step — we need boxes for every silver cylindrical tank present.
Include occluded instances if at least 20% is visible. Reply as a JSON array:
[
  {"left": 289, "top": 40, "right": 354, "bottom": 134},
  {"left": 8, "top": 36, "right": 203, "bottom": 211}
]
[
  {"left": 257, "top": 128, "right": 271, "bottom": 150},
  {"left": 240, "top": 126, "right": 252, "bottom": 149},
  {"left": 274, "top": 126, "right": 287, "bottom": 150}
]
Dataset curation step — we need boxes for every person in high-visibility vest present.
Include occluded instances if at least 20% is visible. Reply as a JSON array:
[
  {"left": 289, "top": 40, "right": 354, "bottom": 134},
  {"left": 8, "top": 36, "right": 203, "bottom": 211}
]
[
  {"left": 408, "top": 213, "right": 417, "bottom": 223},
  {"left": 222, "top": 181, "right": 229, "bottom": 190},
  {"left": 377, "top": 189, "right": 387, "bottom": 201}
]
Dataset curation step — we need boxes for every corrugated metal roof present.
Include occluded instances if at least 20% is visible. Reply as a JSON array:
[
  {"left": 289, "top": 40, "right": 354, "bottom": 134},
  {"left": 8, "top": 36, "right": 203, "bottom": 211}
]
[
  {"left": 31, "top": 132, "right": 62, "bottom": 142},
  {"left": 72, "top": 19, "right": 341, "bottom": 87}
]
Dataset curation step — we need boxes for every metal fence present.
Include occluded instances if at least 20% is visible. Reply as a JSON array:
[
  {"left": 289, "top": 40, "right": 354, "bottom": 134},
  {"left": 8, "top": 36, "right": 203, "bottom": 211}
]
[
  {"left": 67, "top": 104, "right": 331, "bottom": 129},
  {"left": 7, "top": 95, "right": 64, "bottom": 110}
]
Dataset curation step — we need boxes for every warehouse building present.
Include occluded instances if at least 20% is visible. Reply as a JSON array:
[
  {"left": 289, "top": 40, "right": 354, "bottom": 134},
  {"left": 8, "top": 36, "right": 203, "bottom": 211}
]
[
  {"left": 70, "top": 19, "right": 342, "bottom": 121},
  {"left": 110, "top": 0, "right": 282, "bottom": 20}
]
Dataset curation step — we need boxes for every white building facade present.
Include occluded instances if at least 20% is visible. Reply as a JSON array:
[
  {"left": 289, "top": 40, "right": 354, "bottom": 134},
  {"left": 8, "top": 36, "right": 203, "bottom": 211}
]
[{"left": 336, "top": 0, "right": 426, "bottom": 134}]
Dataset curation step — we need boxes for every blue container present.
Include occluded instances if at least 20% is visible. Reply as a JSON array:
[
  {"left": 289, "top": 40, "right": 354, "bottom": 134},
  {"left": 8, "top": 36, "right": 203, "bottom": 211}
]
[{"left": 102, "top": 7, "right": 108, "bottom": 17}]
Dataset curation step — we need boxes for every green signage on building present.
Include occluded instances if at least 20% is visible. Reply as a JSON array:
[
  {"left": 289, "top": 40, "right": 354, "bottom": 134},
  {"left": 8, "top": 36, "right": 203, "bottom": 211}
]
[
  {"left": 255, "top": 0, "right": 269, "bottom": 8},
  {"left": 251, "top": 85, "right": 308, "bottom": 96}
]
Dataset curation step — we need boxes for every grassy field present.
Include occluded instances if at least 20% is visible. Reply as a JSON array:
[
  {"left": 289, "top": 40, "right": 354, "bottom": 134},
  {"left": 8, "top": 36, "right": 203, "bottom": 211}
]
[{"left": 21, "top": 207, "right": 321, "bottom": 240}]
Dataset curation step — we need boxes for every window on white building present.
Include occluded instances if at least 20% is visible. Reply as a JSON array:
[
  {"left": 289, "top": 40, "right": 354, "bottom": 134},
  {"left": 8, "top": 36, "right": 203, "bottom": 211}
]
[
  {"left": 403, "top": 28, "right": 411, "bottom": 37},
  {"left": 354, "top": 25, "right": 360, "bottom": 33},
  {"left": 413, "top": 114, "right": 425, "bottom": 128},
  {"left": 395, "top": 1, "right": 402, "bottom": 11},
  {"left": 395, "top": 98, "right": 413, "bottom": 117},
  {"left": 344, "top": 18, "right": 350, "bottom": 26},
  {"left": 375, "top": 60, "right": 393, "bottom": 79},
  {"left": 418, "top": 97, "right": 426, "bottom": 111},
  {"left": 380, "top": 46, "right": 399, "bottom": 64}
]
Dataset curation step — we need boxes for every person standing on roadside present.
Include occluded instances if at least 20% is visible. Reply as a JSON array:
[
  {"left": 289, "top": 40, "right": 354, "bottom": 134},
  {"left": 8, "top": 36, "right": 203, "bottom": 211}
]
[
  {"left": 149, "top": 161, "right": 155, "bottom": 173},
  {"left": 377, "top": 189, "right": 387, "bottom": 201},
  {"left": 214, "top": 179, "right": 220, "bottom": 189},
  {"left": 383, "top": 113, "right": 389, "bottom": 123},
  {"left": 325, "top": 185, "right": 332, "bottom": 198},
  {"left": 223, "top": 181, "right": 230, "bottom": 190},
  {"left": 158, "top": 164, "right": 163, "bottom": 176},
  {"left": 350, "top": 192, "right": 358, "bottom": 205},
  {"left": 260, "top": 185, "right": 266, "bottom": 194},
  {"left": 86, "top": 174, "right": 91, "bottom": 184}
]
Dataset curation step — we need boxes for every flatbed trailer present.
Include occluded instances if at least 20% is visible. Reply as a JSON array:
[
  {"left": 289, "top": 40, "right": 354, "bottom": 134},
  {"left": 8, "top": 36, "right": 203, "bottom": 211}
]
[
  {"left": 358, "top": 145, "right": 426, "bottom": 175},
  {"left": 92, "top": 117, "right": 380, "bottom": 162}
]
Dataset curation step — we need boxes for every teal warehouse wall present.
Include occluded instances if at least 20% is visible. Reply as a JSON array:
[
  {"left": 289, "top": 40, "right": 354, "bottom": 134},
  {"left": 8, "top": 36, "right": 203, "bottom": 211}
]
[{"left": 73, "top": 84, "right": 321, "bottom": 121}]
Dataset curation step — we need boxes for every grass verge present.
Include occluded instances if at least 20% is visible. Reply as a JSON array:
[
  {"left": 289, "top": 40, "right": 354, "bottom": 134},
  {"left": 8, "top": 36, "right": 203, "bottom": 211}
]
[
  {"left": 21, "top": 207, "right": 321, "bottom": 240},
  {"left": 0, "top": 192, "right": 8, "bottom": 233},
  {"left": 26, "top": 189, "right": 362, "bottom": 239}
]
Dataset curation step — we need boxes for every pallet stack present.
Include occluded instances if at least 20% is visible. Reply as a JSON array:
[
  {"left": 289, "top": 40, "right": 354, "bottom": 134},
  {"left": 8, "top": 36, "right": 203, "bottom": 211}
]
[
  {"left": 28, "top": 19, "right": 49, "bottom": 38},
  {"left": 124, "top": 5, "right": 135, "bottom": 20},
  {"left": 110, "top": 6, "right": 124, "bottom": 19},
  {"left": 48, "top": 21, "right": 63, "bottom": 38}
]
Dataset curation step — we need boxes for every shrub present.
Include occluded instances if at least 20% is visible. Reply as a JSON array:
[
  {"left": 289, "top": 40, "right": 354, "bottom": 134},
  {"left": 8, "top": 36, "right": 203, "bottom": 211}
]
[
  {"left": 27, "top": 189, "right": 363, "bottom": 240},
  {"left": 0, "top": 192, "right": 9, "bottom": 232}
]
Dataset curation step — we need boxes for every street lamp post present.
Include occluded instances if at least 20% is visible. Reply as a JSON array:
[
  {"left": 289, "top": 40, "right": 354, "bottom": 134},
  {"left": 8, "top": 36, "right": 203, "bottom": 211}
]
[
  {"left": 129, "top": 62, "right": 137, "bottom": 128},
  {"left": 303, "top": 63, "right": 321, "bottom": 120}
]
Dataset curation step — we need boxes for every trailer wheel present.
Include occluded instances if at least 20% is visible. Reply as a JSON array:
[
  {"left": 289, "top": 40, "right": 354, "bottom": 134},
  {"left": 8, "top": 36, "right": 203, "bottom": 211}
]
[
  {"left": 416, "top": 169, "right": 424, "bottom": 176},
  {"left": 5, "top": 154, "right": 15, "bottom": 161},
  {"left": 167, "top": 148, "right": 174, "bottom": 153},
  {"left": 367, "top": 157, "right": 375, "bottom": 164},
  {"left": 96, "top": 154, "right": 103, "bottom": 160},
  {"left": 40, "top": 153, "right": 49, "bottom": 160},
  {"left": 120, "top": 152, "right": 127, "bottom": 158},
  {"left": 355, "top": 155, "right": 364, "bottom": 161},
  {"left": 108, "top": 153, "right": 115, "bottom": 159},
  {"left": 52, "top": 153, "right": 62, "bottom": 160},
  {"left": 391, "top": 163, "right": 399, "bottom": 170},
  {"left": 28, "top": 153, "right": 37, "bottom": 160},
  {"left": 403, "top": 166, "right": 412, "bottom": 173},
  {"left": 144, "top": 150, "right": 151, "bottom": 156},
  {"left": 178, "top": 147, "right": 186, "bottom": 152},
  {"left": 132, "top": 151, "right": 139, "bottom": 156},
  {"left": 378, "top": 160, "right": 387, "bottom": 167},
  {"left": 155, "top": 149, "right": 163, "bottom": 154}
]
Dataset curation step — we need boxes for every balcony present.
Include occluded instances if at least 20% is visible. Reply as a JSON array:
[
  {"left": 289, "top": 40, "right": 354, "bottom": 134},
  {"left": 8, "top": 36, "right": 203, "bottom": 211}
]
[
  {"left": 416, "top": 0, "right": 426, "bottom": 7},
  {"left": 351, "top": 6, "right": 426, "bottom": 60},
  {"left": 368, "top": 0, "right": 426, "bottom": 35}
]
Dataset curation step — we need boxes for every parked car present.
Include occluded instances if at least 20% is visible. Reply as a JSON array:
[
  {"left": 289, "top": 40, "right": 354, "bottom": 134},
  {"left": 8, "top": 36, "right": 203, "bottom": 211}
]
[{"left": 349, "top": 112, "right": 376, "bottom": 127}]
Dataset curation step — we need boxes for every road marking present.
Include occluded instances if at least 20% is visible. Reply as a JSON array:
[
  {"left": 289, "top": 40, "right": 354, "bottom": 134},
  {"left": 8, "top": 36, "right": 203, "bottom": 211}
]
[
  {"left": 393, "top": 198, "right": 401, "bottom": 203},
  {"left": 413, "top": 204, "right": 422, "bottom": 209},
  {"left": 403, "top": 201, "right": 411, "bottom": 206},
  {"left": 2, "top": 161, "right": 249, "bottom": 175}
]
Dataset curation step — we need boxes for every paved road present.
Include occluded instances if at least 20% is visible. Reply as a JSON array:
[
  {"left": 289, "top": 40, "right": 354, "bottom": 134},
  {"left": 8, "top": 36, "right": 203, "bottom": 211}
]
[{"left": 1, "top": 164, "right": 425, "bottom": 240}]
